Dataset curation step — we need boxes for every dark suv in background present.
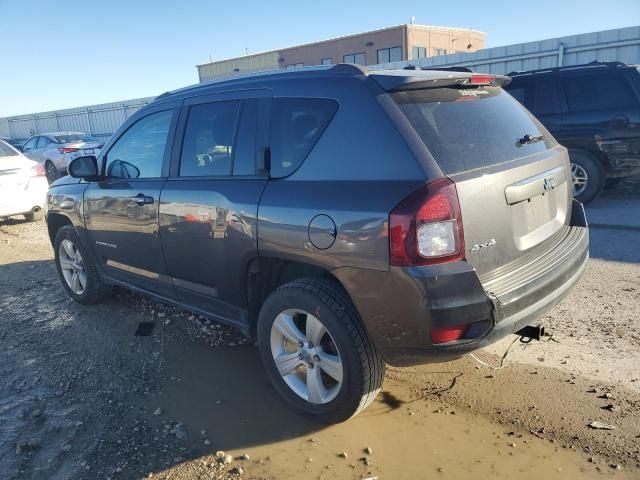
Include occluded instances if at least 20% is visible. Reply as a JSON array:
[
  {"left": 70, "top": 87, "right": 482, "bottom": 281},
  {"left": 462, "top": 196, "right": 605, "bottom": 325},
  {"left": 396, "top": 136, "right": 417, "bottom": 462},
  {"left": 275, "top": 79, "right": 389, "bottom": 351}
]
[
  {"left": 505, "top": 61, "right": 640, "bottom": 203},
  {"left": 46, "top": 65, "right": 589, "bottom": 422}
]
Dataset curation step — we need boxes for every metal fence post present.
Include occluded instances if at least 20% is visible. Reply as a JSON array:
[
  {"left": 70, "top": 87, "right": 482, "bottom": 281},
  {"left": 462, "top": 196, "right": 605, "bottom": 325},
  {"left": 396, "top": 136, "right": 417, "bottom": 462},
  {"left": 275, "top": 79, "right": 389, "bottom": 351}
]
[{"left": 558, "top": 42, "right": 565, "bottom": 67}]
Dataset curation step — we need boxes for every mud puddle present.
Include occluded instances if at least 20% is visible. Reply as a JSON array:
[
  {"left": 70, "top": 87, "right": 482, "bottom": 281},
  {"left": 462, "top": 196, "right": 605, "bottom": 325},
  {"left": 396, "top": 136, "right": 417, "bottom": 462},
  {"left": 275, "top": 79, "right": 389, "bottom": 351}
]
[{"left": 146, "top": 341, "right": 633, "bottom": 479}]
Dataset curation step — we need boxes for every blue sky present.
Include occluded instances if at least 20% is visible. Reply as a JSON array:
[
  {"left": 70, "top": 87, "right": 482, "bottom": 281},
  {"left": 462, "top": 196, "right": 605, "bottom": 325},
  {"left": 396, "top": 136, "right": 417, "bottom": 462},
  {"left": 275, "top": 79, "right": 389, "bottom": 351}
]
[{"left": 1, "top": 0, "right": 638, "bottom": 117}]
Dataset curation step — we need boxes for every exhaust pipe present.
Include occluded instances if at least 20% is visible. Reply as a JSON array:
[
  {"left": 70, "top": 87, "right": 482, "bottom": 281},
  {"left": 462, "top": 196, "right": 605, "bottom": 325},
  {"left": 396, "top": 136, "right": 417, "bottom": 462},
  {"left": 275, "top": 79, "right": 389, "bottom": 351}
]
[{"left": 515, "top": 325, "right": 545, "bottom": 341}]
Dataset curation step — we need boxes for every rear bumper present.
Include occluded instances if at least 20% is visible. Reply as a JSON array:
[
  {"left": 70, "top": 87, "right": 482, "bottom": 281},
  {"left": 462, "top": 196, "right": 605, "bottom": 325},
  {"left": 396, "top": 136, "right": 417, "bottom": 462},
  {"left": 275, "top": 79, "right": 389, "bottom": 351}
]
[{"left": 333, "top": 200, "right": 589, "bottom": 366}]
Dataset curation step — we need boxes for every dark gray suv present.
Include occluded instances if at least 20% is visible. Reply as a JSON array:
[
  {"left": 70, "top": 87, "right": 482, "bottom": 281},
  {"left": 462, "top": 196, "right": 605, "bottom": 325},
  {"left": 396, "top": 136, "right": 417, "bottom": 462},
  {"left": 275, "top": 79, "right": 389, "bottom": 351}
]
[{"left": 46, "top": 65, "right": 589, "bottom": 423}]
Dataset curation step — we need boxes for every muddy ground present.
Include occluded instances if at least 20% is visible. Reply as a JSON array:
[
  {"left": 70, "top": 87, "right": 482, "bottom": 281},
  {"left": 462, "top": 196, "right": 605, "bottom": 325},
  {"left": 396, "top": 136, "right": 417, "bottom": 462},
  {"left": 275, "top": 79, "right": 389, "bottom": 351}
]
[{"left": 1, "top": 199, "right": 639, "bottom": 480}]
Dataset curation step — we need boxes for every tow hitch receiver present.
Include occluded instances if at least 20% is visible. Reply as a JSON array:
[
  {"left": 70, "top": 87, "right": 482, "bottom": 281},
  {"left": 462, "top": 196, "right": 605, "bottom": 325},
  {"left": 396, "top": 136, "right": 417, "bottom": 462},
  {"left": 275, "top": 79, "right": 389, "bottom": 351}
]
[{"left": 515, "top": 325, "right": 545, "bottom": 341}]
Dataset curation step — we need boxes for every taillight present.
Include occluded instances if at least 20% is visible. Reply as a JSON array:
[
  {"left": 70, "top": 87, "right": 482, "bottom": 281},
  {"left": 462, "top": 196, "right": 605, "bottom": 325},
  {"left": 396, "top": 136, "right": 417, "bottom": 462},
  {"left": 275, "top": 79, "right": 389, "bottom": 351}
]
[
  {"left": 389, "top": 178, "right": 464, "bottom": 266},
  {"left": 468, "top": 74, "right": 496, "bottom": 85},
  {"left": 30, "top": 163, "right": 46, "bottom": 177},
  {"left": 58, "top": 147, "right": 78, "bottom": 154}
]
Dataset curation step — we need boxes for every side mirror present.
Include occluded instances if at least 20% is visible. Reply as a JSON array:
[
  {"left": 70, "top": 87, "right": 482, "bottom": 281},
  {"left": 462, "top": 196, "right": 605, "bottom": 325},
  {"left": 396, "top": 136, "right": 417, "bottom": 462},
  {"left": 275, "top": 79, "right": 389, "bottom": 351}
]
[{"left": 68, "top": 156, "right": 99, "bottom": 179}]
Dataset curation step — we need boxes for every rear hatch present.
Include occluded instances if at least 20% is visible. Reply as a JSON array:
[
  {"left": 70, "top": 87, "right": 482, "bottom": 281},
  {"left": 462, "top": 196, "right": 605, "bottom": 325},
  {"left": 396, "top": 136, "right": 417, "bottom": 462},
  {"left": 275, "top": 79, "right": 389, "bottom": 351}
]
[{"left": 389, "top": 77, "right": 572, "bottom": 279}]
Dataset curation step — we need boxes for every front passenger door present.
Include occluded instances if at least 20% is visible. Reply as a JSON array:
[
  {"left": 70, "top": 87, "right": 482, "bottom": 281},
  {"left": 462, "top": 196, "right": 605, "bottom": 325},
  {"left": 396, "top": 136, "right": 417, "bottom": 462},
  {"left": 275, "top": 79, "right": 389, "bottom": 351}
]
[{"left": 84, "top": 103, "right": 180, "bottom": 294}]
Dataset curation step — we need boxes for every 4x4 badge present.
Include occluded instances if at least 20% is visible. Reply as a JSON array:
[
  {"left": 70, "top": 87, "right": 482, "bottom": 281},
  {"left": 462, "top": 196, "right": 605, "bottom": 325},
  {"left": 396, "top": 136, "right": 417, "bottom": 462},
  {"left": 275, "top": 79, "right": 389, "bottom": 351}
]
[
  {"left": 470, "top": 238, "right": 496, "bottom": 252},
  {"left": 544, "top": 177, "right": 556, "bottom": 190}
]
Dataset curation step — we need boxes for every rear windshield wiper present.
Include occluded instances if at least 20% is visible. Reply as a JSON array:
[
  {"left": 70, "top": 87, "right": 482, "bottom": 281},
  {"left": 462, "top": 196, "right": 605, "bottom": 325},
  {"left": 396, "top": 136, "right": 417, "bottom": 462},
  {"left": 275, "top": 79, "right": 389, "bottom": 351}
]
[{"left": 518, "top": 133, "right": 545, "bottom": 145}]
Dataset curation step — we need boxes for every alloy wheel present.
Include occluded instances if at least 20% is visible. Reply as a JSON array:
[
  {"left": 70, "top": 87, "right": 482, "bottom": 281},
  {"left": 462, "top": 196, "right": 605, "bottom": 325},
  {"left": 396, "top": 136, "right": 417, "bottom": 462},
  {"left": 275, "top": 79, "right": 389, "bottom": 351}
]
[
  {"left": 270, "top": 308, "right": 343, "bottom": 404},
  {"left": 45, "top": 162, "right": 57, "bottom": 183},
  {"left": 59, "top": 239, "right": 87, "bottom": 295},
  {"left": 571, "top": 162, "right": 588, "bottom": 197}
]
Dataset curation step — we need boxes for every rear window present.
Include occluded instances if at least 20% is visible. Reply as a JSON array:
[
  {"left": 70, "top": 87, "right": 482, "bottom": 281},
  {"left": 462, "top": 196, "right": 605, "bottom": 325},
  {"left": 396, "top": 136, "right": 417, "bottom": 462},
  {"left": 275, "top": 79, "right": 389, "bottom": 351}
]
[
  {"left": 53, "top": 134, "right": 96, "bottom": 144},
  {"left": 0, "top": 140, "right": 18, "bottom": 158},
  {"left": 392, "top": 86, "right": 555, "bottom": 175},
  {"left": 270, "top": 98, "right": 338, "bottom": 178}
]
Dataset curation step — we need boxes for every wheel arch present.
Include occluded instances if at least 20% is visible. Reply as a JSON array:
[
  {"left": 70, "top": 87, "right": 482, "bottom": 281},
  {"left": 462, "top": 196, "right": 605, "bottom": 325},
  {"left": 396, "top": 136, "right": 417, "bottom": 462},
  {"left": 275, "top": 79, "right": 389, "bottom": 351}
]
[
  {"left": 244, "top": 256, "right": 354, "bottom": 336},
  {"left": 47, "top": 212, "right": 74, "bottom": 247}
]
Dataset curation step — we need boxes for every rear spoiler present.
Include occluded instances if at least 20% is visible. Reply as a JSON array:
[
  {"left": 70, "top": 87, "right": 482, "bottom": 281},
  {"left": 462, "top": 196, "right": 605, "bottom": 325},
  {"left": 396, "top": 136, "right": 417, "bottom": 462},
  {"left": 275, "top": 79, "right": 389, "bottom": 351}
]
[{"left": 370, "top": 71, "right": 511, "bottom": 92}]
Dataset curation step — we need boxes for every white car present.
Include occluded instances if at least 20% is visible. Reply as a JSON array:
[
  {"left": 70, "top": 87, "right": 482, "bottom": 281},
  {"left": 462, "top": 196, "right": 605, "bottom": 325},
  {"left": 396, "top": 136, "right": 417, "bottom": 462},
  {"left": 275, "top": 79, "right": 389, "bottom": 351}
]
[{"left": 0, "top": 139, "right": 48, "bottom": 222}]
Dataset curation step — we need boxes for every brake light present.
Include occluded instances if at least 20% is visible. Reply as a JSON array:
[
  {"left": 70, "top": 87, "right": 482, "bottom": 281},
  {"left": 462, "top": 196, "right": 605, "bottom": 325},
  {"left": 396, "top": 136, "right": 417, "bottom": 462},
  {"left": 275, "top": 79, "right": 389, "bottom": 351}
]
[
  {"left": 389, "top": 178, "right": 464, "bottom": 266},
  {"left": 58, "top": 147, "right": 78, "bottom": 154},
  {"left": 469, "top": 74, "right": 496, "bottom": 85},
  {"left": 431, "top": 324, "right": 469, "bottom": 344},
  {"left": 30, "top": 163, "right": 46, "bottom": 177}
]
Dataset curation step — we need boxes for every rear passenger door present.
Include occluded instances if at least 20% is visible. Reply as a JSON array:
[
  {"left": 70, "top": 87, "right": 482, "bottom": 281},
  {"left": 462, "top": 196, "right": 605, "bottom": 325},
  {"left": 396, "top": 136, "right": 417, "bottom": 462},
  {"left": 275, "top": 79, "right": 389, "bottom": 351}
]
[
  {"left": 159, "top": 90, "right": 271, "bottom": 328},
  {"left": 559, "top": 69, "right": 640, "bottom": 150}
]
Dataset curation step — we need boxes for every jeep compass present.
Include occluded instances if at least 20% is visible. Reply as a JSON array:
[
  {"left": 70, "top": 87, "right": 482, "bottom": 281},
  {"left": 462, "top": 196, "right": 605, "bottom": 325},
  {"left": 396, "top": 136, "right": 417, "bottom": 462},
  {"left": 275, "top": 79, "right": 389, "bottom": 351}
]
[{"left": 46, "top": 64, "right": 589, "bottom": 423}]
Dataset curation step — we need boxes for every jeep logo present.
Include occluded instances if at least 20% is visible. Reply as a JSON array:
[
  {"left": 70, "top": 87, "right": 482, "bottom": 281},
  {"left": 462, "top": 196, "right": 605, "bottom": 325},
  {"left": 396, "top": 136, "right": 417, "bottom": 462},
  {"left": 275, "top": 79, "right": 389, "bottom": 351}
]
[{"left": 543, "top": 177, "right": 556, "bottom": 191}]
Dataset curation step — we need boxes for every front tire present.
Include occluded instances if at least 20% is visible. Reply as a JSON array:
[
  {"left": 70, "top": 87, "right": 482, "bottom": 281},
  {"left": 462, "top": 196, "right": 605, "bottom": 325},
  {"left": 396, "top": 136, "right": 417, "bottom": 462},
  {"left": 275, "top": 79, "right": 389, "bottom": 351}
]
[
  {"left": 257, "top": 278, "right": 385, "bottom": 423},
  {"left": 54, "top": 226, "right": 109, "bottom": 305},
  {"left": 569, "top": 150, "right": 605, "bottom": 204}
]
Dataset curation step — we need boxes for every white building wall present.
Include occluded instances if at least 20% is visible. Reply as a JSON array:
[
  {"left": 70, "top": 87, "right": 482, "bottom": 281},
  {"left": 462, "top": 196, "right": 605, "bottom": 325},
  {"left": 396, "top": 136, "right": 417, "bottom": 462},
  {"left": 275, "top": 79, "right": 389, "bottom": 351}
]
[{"left": 372, "top": 26, "right": 640, "bottom": 74}]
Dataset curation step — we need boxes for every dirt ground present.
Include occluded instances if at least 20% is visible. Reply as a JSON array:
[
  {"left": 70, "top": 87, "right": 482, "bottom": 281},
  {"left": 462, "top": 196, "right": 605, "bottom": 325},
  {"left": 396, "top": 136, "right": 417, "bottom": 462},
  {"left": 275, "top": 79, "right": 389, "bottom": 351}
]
[{"left": 1, "top": 204, "right": 639, "bottom": 480}]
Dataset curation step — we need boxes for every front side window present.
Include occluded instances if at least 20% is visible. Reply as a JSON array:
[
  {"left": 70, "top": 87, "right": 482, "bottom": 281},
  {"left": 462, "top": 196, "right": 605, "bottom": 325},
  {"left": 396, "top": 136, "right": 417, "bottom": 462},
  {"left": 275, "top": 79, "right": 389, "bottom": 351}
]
[
  {"left": 36, "top": 137, "right": 49, "bottom": 148},
  {"left": 563, "top": 72, "right": 638, "bottom": 112},
  {"left": 105, "top": 110, "right": 173, "bottom": 179},
  {"left": 270, "top": 98, "right": 338, "bottom": 178},
  {"left": 23, "top": 137, "right": 38, "bottom": 151},
  {"left": 180, "top": 101, "right": 240, "bottom": 177}
]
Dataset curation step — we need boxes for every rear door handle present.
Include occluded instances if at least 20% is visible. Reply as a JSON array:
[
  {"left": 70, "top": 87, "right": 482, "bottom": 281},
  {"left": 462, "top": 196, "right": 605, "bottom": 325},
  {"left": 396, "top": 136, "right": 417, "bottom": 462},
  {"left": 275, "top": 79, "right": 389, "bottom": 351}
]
[{"left": 133, "top": 193, "right": 154, "bottom": 206}]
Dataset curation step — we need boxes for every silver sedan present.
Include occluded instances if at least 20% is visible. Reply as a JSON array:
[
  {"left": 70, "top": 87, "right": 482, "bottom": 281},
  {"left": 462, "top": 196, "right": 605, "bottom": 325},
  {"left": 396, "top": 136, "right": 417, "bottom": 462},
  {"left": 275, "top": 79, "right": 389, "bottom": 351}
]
[{"left": 21, "top": 132, "right": 102, "bottom": 183}]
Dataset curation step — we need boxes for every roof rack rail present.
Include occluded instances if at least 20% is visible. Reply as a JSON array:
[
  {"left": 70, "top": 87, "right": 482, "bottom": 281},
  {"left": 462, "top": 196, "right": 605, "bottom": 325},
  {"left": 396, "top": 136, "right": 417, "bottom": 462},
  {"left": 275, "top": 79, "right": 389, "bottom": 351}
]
[{"left": 507, "top": 60, "right": 628, "bottom": 77}]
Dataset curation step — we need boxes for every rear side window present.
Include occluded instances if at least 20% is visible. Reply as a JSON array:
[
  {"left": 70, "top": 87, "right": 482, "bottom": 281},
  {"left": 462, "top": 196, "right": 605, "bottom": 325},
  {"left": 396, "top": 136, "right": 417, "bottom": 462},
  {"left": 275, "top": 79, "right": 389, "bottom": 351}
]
[
  {"left": 507, "top": 77, "right": 559, "bottom": 116},
  {"left": 392, "top": 87, "right": 554, "bottom": 175},
  {"left": 36, "top": 137, "right": 49, "bottom": 148},
  {"left": 563, "top": 72, "right": 638, "bottom": 112},
  {"left": 180, "top": 101, "right": 240, "bottom": 177},
  {"left": 269, "top": 98, "right": 338, "bottom": 178}
]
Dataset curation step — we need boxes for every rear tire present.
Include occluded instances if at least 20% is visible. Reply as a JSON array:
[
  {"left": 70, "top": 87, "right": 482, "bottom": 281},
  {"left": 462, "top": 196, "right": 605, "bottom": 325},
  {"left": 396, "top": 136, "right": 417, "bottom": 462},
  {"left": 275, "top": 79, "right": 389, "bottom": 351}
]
[
  {"left": 569, "top": 150, "right": 605, "bottom": 204},
  {"left": 54, "top": 226, "right": 109, "bottom": 305},
  {"left": 257, "top": 277, "right": 385, "bottom": 423}
]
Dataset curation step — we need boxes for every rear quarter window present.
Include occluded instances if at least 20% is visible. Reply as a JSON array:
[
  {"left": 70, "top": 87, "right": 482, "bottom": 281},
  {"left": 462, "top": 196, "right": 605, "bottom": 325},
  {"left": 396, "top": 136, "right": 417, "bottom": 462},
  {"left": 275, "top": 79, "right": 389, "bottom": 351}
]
[
  {"left": 392, "top": 86, "right": 555, "bottom": 175},
  {"left": 269, "top": 98, "right": 338, "bottom": 178}
]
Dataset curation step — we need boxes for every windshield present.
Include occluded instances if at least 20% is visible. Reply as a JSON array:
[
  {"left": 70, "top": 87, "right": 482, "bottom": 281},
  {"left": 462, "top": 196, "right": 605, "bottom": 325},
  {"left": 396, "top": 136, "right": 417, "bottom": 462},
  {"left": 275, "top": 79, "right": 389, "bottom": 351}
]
[
  {"left": 53, "top": 133, "right": 97, "bottom": 144},
  {"left": 0, "top": 140, "right": 19, "bottom": 158},
  {"left": 392, "top": 86, "right": 556, "bottom": 175}
]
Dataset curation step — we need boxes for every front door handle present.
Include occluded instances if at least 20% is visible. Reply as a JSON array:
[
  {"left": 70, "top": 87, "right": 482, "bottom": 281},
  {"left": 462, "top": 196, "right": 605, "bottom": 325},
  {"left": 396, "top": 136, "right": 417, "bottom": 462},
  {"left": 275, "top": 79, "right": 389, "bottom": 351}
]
[{"left": 133, "top": 193, "right": 154, "bottom": 206}]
